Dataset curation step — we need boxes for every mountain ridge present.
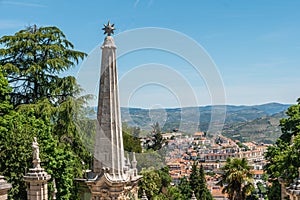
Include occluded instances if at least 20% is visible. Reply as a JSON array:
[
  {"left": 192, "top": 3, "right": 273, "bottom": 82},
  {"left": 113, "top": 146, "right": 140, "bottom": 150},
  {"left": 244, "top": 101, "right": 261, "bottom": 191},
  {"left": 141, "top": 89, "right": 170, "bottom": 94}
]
[{"left": 119, "top": 102, "right": 290, "bottom": 143}]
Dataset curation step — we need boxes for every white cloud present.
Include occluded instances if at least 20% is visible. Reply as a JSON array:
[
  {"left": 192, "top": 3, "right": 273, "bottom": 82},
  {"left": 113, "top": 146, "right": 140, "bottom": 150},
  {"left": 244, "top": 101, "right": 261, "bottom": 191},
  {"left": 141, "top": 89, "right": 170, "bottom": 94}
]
[
  {"left": 0, "top": 20, "right": 24, "bottom": 30},
  {"left": 133, "top": 0, "right": 153, "bottom": 8},
  {"left": 0, "top": 0, "right": 46, "bottom": 8}
]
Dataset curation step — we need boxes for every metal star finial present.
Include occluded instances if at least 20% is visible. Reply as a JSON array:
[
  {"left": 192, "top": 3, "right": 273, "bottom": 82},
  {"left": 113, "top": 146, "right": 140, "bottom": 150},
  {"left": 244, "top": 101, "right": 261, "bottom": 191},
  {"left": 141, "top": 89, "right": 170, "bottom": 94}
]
[{"left": 102, "top": 21, "right": 115, "bottom": 36}]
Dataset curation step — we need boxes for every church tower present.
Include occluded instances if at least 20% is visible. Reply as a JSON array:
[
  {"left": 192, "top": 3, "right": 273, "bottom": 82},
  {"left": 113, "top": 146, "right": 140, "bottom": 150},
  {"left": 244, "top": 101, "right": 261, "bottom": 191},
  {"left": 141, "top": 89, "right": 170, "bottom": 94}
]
[{"left": 79, "top": 21, "right": 141, "bottom": 200}]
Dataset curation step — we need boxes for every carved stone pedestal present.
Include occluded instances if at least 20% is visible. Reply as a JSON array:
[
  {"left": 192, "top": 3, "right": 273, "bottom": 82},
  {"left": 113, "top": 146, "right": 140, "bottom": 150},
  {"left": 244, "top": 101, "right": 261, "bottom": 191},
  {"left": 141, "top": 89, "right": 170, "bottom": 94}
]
[
  {"left": 0, "top": 176, "right": 12, "bottom": 200},
  {"left": 77, "top": 169, "right": 141, "bottom": 200},
  {"left": 24, "top": 138, "right": 51, "bottom": 200},
  {"left": 24, "top": 167, "right": 51, "bottom": 200}
]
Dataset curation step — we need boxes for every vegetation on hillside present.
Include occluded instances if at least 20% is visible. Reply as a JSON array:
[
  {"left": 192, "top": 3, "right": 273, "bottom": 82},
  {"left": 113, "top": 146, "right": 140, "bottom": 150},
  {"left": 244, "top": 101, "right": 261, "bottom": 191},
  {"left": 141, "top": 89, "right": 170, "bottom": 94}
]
[
  {"left": 121, "top": 104, "right": 289, "bottom": 143},
  {"left": 122, "top": 123, "right": 142, "bottom": 153}
]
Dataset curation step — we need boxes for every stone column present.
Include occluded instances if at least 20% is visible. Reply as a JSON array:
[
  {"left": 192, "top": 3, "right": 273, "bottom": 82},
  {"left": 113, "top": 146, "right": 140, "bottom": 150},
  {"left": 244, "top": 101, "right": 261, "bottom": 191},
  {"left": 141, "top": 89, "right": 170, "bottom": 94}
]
[
  {"left": 83, "top": 21, "right": 142, "bottom": 200},
  {"left": 0, "top": 176, "right": 12, "bottom": 200},
  {"left": 24, "top": 138, "right": 51, "bottom": 200},
  {"left": 93, "top": 24, "right": 125, "bottom": 181}
]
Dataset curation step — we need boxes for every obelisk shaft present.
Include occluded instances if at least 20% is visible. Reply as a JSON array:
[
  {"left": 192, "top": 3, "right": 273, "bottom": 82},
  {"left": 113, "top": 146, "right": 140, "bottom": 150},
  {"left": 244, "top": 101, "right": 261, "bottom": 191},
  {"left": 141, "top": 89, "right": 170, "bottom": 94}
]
[{"left": 93, "top": 35, "right": 125, "bottom": 180}]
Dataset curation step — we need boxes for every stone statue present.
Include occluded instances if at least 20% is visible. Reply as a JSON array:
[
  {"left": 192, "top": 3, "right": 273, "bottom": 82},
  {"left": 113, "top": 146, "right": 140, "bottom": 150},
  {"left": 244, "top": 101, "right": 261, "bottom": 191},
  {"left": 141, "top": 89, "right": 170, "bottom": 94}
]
[{"left": 32, "top": 137, "right": 40, "bottom": 168}]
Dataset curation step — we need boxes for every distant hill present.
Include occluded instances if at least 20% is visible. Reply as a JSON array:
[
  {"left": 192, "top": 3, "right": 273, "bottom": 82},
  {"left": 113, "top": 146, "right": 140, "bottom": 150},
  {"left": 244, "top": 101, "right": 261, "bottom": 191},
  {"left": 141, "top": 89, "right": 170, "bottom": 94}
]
[
  {"left": 90, "top": 103, "right": 290, "bottom": 143},
  {"left": 119, "top": 103, "right": 290, "bottom": 143},
  {"left": 222, "top": 111, "right": 287, "bottom": 144}
]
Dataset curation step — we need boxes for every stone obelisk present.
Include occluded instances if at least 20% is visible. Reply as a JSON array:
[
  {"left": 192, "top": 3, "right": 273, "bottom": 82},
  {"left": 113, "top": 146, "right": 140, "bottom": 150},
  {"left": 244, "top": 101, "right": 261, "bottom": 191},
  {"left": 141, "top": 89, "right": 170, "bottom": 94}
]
[
  {"left": 93, "top": 21, "right": 126, "bottom": 181},
  {"left": 77, "top": 21, "right": 141, "bottom": 200}
]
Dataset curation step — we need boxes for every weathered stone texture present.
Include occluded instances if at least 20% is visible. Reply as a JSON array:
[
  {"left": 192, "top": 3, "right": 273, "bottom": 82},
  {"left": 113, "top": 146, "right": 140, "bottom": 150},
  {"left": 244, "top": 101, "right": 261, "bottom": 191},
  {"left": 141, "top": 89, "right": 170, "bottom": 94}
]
[
  {"left": 93, "top": 36, "right": 125, "bottom": 180},
  {"left": 84, "top": 30, "right": 141, "bottom": 200},
  {"left": 24, "top": 139, "right": 51, "bottom": 200},
  {"left": 0, "top": 176, "right": 11, "bottom": 200}
]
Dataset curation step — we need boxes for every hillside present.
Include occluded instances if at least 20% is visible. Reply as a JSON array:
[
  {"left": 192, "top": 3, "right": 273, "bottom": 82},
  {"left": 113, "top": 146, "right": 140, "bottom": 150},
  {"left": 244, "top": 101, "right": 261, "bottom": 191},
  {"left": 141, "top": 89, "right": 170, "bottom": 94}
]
[
  {"left": 120, "top": 103, "right": 290, "bottom": 143},
  {"left": 222, "top": 111, "right": 286, "bottom": 143}
]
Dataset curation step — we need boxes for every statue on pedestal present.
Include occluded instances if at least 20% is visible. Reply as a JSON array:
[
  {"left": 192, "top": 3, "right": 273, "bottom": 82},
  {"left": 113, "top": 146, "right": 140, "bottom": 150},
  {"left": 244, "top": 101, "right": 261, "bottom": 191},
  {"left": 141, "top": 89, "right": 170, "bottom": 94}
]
[
  {"left": 32, "top": 137, "right": 40, "bottom": 168},
  {"left": 24, "top": 137, "right": 51, "bottom": 200}
]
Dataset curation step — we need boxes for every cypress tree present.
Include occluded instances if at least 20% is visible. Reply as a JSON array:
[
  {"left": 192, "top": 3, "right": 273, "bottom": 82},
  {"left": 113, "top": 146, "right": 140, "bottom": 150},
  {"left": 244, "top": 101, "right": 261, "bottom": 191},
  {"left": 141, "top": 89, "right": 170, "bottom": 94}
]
[{"left": 189, "top": 162, "right": 213, "bottom": 200}]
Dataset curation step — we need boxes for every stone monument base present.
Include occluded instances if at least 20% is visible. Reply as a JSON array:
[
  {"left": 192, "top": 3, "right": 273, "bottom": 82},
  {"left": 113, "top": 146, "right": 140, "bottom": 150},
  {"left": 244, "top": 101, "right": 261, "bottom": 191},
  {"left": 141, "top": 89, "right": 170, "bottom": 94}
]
[
  {"left": 24, "top": 167, "right": 51, "bottom": 200},
  {"left": 0, "top": 176, "right": 12, "bottom": 200},
  {"left": 76, "top": 170, "right": 141, "bottom": 200}
]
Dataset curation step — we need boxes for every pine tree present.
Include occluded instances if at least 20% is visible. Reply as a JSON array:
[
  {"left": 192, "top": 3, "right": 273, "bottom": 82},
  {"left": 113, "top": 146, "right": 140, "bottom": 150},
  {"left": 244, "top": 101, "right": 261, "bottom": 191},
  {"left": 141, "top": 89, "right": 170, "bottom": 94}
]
[
  {"left": 189, "top": 162, "right": 213, "bottom": 200},
  {"left": 0, "top": 25, "right": 91, "bottom": 158},
  {"left": 150, "top": 122, "right": 164, "bottom": 151},
  {"left": 199, "top": 164, "right": 213, "bottom": 200},
  {"left": 178, "top": 177, "right": 192, "bottom": 199},
  {"left": 0, "top": 67, "right": 12, "bottom": 115},
  {"left": 0, "top": 25, "right": 86, "bottom": 106}
]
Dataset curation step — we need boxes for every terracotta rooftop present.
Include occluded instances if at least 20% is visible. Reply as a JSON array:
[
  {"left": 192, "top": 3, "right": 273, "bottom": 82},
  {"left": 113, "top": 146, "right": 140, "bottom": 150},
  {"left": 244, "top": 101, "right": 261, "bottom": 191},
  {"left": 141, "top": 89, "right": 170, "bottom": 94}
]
[
  {"left": 251, "top": 170, "right": 264, "bottom": 175},
  {"left": 194, "top": 132, "right": 205, "bottom": 136}
]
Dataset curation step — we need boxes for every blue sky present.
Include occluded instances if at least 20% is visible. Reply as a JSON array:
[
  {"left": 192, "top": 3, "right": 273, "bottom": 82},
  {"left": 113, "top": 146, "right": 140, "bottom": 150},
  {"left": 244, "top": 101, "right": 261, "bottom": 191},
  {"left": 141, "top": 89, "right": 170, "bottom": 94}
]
[{"left": 0, "top": 0, "right": 299, "bottom": 108}]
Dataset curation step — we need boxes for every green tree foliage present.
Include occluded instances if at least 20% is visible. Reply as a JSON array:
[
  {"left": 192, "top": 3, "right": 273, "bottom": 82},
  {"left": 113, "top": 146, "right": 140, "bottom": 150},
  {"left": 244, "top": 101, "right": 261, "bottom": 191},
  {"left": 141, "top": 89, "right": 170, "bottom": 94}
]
[
  {"left": 135, "top": 150, "right": 165, "bottom": 172},
  {"left": 0, "top": 109, "right": 82, "bottom": 199},
  {"left": 189, "top": 162, "right": 213, "bottom": 200},
  {"left": 0, "top": 68, "right": 12, "bottom": 115},
  {"left": 132, "top": 126, "right": 141, "bottom": 138},
  {"left": 145, "top": 122, "right": 165, "bottom": 151},
  {"left": 177, "top": 162, "right": 212, "bottom": 200},
  {"left": 217, "top": 157, "right": 254, "bottom": 200},
  {"left": 139, "top": 167, "right": 172, "bottom": 199},
  {"left": 264, "top": 98, "right": 300, "bottom": 199},
  {"left": 0, "top": 109, "right": 49, "bottom": 199},
  {"left": 76, "top": 116, "right": 96, "bottom": 155},
  {"left": 166, "top": 186, "right": 183, "bottom": 200},
  {"left": 158, "top": 166, "right": 172, "bottom": 188},
  {"left": 0, "top": 26, "right": 92, "bottom": 199},
  {"left": 178, "top": 177, "right": 192, "bottom": 199},
  {"left": 139, "top": 168, "right": 163, "bottom": 199},
  {"left": 151, "top": 122, "right": 163, "bottom": 151},
  {"left": 52, "top": 96, "right": 93, "bottom": 166},
  {"left": 279, "top": 98, "right": 300, "bottom": 143},
  {"left": 266, "top": 180, "right": 280, "bottom": 200},
  {"left": 0, "top": 24, "right": 92, "bottom": 165},
  {"left": 0, "top": 69, "right": 79, "bottom": 199},
  {"left": 0, "top": 25, "right": 86, "bottom": 105},
  {"left": 198, "top": 164, "right": 213, "bottom": 200},
  {"left": 122, "top": 123, "right": 142, "bottom": 153},
  {"left": 256, "top": 182, "right": 267, "bottom": 199}
]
